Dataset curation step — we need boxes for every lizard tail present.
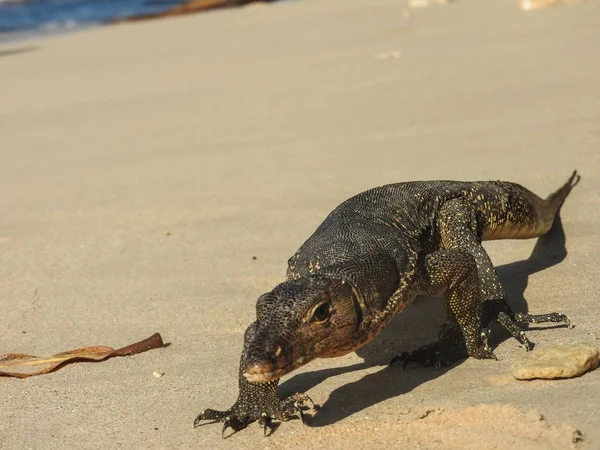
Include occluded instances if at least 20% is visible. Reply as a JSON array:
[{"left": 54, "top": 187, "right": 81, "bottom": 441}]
[
  {"left": 534, "top": 170, "right": 580, "bottom": 236},
  {"left": 544, "top": 170, "right": 581, "bottom": 214},
  {"left": 481, "top": 170, "right": 580, "bottom": 241}
]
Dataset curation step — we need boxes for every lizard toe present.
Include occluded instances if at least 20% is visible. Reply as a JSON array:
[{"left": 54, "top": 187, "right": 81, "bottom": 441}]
[
  {"left": 193, "top": 408, "right": 228, "bottom": 427},
  {"left": 195, "top": 391, "right": 316, "bottom": 437},
  {"left": 389, "top": 351, "right": 410, "bottom": 369},
  {"left": 390, "top": 341, "right": 454, "bottom": 369},
  {"left": 468, "top": 345, "right": 498, "bottom": 360},
  {"left": 222, "top": 416, "right": 247, "bottom": 438}
]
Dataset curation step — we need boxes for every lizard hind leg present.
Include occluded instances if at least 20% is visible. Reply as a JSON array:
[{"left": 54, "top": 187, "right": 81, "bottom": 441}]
[{"left": 418, "top": 249, "right": 496, "bottom": 363}]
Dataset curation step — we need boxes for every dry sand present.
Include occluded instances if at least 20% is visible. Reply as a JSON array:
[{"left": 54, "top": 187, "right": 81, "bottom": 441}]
[{"left": 1, "top": 0, "right": 599, "bottom": 448}]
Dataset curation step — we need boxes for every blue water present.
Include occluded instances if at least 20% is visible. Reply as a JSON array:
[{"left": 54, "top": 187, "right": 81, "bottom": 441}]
[{"left": 0, "top": 0, "right": 187, "bottom": 34}]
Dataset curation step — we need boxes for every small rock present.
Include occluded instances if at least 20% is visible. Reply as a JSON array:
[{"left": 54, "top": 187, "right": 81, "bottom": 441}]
[
  {"left": 512, "top": 344, "right": 599, "bottom": 380},
  {"left": 153, "top": 370, "right": 165, "bottom": 378},
  {"left": 163, "top": 230, "right": 171, "bottom": 236}
]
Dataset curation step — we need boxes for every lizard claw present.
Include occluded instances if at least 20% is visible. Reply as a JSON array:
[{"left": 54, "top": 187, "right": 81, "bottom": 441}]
[
  {"left": 258, "top": 412, "right": 272, "bottom": 437},
  {"left": 389, "top": 352, "right": 410, "bottom": 369},
  {"left": 222, "top": 415, "right": 246, "bottom": 438},
  {"left": 194, "top": 408, "right": 227, "bottom": 427},
  {"left": 468, "top": 344, "right": 498, "bottom": 361},
  {"left": 194, "top": 391, "right": 316, "bottom": 437},
  {"left": 193, "top": 410, "right": 247, "bottom": 438}
]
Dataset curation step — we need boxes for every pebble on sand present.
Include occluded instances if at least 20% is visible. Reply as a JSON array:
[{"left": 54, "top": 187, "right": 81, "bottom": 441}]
[{"left": 512, "top": 344, "right": 600, "bottom": 380}]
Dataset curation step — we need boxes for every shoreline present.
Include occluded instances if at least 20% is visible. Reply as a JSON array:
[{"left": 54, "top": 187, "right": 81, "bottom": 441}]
[{"left": 0, "top": 0, "right": 272, "bottom": 41}]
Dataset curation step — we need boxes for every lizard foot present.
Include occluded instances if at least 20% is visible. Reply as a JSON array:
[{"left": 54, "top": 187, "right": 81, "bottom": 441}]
[
  {"left": 497, "top": 312, "right": 534, "bottom": 350},
  {"left": 496, "top": 311, "right": 571, "bottom": 352},
  {"left": 514, "top": 311, "right": 572, "bottom": 328},
  {"left": 390, "top": 326, "right": 470, "bottom": 369},
  {"left": 483, "top": 299, "right": 572, "bottom": 350},
  {"left": 390, "top": 341, "right": 447, "bottom": 369},
  {"left": 194, "top": 392, "right": 315, "bottom": 438}
]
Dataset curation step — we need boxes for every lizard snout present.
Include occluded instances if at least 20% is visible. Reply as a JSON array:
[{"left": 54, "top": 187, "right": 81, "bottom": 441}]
[
  {"left": 254, "top": 342, "right": 283, "bottom": 362},
  {"left": 243, "top": 340, "right": 297, "bottom": 383}
]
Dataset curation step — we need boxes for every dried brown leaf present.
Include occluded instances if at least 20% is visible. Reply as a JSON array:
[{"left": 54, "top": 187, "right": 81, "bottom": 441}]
[{"left": 0, "top": 333, "right": 164, "bottom": 379}]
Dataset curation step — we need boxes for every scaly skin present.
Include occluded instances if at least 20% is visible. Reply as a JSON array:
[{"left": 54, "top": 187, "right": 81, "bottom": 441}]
[{"left": 194, "top": 171, "right": 580, "bottom": 436}]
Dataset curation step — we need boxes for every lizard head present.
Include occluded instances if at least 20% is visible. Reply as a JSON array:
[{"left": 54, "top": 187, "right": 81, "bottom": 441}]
[{"left": 242, "top": 275, "right": 361, "bottom": 383}]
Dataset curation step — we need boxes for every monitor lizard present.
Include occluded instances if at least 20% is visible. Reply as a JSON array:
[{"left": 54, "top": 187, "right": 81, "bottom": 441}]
[{"left": 194, "top": 171, "right": 580, "bottom": 436}]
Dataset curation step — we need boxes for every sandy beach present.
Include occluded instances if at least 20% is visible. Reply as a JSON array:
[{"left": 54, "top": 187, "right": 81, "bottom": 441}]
[{"left": 1, "top": 0, "right": 599, "bottom": 448}]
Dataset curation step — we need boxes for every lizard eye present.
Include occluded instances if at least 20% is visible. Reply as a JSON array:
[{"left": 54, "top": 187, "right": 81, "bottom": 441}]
[{"left": 312, "top": 302, "right": 331, "bottom": 323}]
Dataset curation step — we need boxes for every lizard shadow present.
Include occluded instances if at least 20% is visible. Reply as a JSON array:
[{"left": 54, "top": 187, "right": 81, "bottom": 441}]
[{"left": 280, "top": 215, "right": 568, "bottom": 427}]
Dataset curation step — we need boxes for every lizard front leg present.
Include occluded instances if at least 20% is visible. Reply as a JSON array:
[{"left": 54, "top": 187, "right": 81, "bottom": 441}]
[
  {"left": 437, "top": 198, "right": 570, "bottom": 350},
  {"left": 393, "top": 250, "right": 495, "bottom": 368},
  {"left": 427, "top": 249, "right": 495, "bottom": 360},
  {"left": 194, "top": 323, "right": 313, "bottom": 437}
]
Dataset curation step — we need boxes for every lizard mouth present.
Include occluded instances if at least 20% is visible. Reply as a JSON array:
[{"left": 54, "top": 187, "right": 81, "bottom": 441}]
[{"left": 243, "top": 355, "right": 312, "bottom": 383}]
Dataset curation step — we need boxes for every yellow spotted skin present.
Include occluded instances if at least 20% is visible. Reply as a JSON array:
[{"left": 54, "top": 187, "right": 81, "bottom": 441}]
[{"left": 195, "top": 171, "right": 579, "bottom": 436}]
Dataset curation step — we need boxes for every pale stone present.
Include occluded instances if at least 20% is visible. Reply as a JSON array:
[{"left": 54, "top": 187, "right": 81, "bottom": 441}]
[{"left": 512, "top": 344, "right": 599, "bottom": 380}]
